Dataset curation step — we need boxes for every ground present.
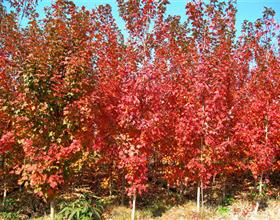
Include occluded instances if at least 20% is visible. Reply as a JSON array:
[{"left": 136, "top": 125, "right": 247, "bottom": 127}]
[
  {"left": 103, "top": 200, "right": 280, "bottom": 220},
  {"left": 1, "top": 174, "right": 279, "bottom": 220}
]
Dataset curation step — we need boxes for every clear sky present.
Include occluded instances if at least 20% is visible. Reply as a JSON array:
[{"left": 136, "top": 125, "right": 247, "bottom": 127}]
[{"left": 5, "top": 0, "right": 280, "bottom": 37}]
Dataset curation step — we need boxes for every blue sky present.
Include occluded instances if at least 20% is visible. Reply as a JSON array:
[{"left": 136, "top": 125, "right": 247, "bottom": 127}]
[{"left": 4, "top": 0, "right": 280, "bottom": 37}]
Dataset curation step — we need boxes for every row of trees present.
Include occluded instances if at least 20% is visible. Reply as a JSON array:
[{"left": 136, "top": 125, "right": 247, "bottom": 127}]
[{"left": 1, "top": 0, "right": 279, "bottom": 219}]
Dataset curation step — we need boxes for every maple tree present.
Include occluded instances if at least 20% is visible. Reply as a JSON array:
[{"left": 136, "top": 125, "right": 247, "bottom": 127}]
[
  {"left": 0, "top": 0, "right": 279, "bottom": 219},
  {"left": 1, "top": 1, "right": 99, "bottom": 218},
  {"left": 0, "top": 3, "right": 24, "bottom": 205},
  {"left": 234, "top": 8, "right": 280, "bottom": 195}
]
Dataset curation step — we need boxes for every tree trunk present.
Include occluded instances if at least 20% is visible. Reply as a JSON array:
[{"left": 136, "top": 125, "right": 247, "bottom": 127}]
[
  {"left": 254, "top": 201, "right": 260, "bottom": 215},
  {"left": 201, "top": 180, "right": 204, "bottom": 211},
  {"left": 259, "top": 114, "right": 268, "bottom": 196},
  {"left": 198, "top": 101, "right": 205, "bottom": 213},
  {"left": 131, "top": 192, "right": 136, "bottom": 220},
  {"left": 265, "top": 115, "right": 268, "bottom": 141},
  {"left": 2, "top": 187, "right": 7, "bottom": 206},
  {"left": 121, "top": 172, "right": 125, "bottom": 205},
  {"left": 222, "top": 180, "right": 226, "bottom": 202},
  {"left": 109, "top": 163, "right": 114, "bottom": 196},
  {"left": 255, "top": 171, "right": 264, "bottom": 214},
  {"left": 109, "top": 176, "right": 112, "bottom": 196},
  {"left": 197, "top": 182, "right": 200, "bottom": 212},
  {"left": 2, "top": 154, "right": 6, "bottom": 206},
  {"left": 255, "top": 114, "right": 269, "bottom": 213},
  {"left": 212, "top": 174, "right": 216, "bottom": 187},
  {"left": 259, "top": 171, "right": 263, "bottom": 195},
  {"left": 50, "top": 200, "right": 55, "bottom": 220}
]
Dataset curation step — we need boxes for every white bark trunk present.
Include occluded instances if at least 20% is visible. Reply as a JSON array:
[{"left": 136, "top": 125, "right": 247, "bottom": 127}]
[
  {"left": 259, "top": 171, "right": 263, "bottom": 195},
  {"left": 197, "top": 182, "right": 200, "bottom": 212},
  {"left": 201, "top": 181, "right": 204, "bottom": 211},
  {"left": 2, "top": 155, "right": 6, "bottom": 206},
  {"left": 255, "top": 115, "right": 268, "bottom": 214},
  {"left": 109, "top": 176, "right": 112, "bottom": 196},
  {"left": 2, "top": 187, "right": 7, "bottom": 206},
  {"left": 254, "top": 201, "right": 260, "bottom": 215},
  {"left": 131, "top": 192, "right": 136, "bottom": 220},
  {"left": 258, "top": 115, "right": 268, "bottom": 195},
  {"left": 222, "top": 181, "right": 226, "bottom": 201},
  {"left": 121, "top": 172, "right": 125, "bottom": 205},
  {"left": 50, "top": 200, "right": 55, "bottom": 220}
]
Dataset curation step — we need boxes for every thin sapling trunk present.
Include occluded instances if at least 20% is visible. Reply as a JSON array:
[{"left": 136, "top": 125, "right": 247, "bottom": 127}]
[
  {"left": 50, "top": 200, "right": 55, "bottom": 220},
  {"left": 131, "top": 191, "right": 137, "bottom": 220},
  {"left": 197, "top": 181, "right": 200, "bottom": 212}
]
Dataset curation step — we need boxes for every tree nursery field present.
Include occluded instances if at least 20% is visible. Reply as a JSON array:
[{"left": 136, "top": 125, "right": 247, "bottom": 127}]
[{"left": 0, "top": 0, "right": 279, "bottom": 219}]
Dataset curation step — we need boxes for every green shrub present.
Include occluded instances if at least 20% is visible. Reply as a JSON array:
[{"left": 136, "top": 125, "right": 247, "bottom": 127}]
[
  {"left": 222, "top": 195, "right": 234, "bottom": 206},
  {"left": 217, "top": 206, "right": 230, "bottom": 216},
  {"left": 0, "top": 211, "right": 20, "bottom": 220},
  {"left": 57, "top": 194, "right": 104, "bottom": 220},
  {"left": 2, "top": 198, "right": 16, "bottom": 208}
]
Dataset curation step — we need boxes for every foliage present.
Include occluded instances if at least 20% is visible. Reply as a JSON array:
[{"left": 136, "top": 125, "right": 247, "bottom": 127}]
[
  {"left": 0, "top": 0, "right": 279, "bottom": 217},
  {"left": 216, "top": 206, "right": 230, "bottom": 216},
  {"left": 1, "top": 198, "right": 16, "bottom": 209},
  {"left": 222, "top": 195, "right": 234, "bottom": 206},
  {"left": 57, "top": 194, "right": 104, "bottom": 220},
  {"left": 0, "top": 211, "right": 19, "bottom": 220},
  {"left": 0, "top": 198, "right": 19, "bottom": 220}
]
